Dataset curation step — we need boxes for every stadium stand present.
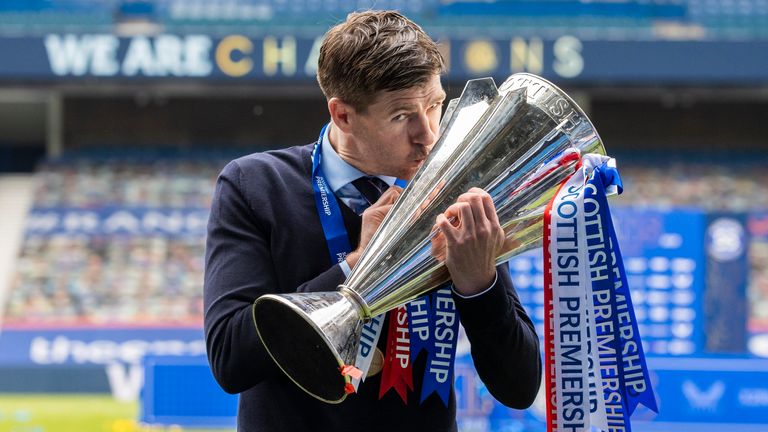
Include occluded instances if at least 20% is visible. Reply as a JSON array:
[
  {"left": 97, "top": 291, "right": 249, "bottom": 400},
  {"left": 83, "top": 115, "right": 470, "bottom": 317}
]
[
  {"left": 4, "top": 151, "right": 768, "bottom": 329},
  {"left": 33, "top": 153, "right": 225, "bottom": 208},
  {"left": 1, "top": 0, "right": 767, "bottom": 39},
  {"left": 2, "top": 152, "right": 232, "bottom": 326},
  {"left": 615, "top": 158, "right": 768, "bottom": 211}
]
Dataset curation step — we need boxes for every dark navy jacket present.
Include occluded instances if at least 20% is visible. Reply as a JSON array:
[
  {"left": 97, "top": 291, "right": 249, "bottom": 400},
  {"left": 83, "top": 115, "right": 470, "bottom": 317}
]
[{"left": 204, "top": 143, "right": 541, "bottom": 431}]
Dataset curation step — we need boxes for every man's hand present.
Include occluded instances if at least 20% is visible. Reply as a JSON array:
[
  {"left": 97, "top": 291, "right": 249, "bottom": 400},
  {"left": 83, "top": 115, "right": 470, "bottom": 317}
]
[
  {"left": 346, "top": 186, "right": 402, "bottom": 269},
  {"left": 432, "top": 187, "right": 505, "bottom": 296}
]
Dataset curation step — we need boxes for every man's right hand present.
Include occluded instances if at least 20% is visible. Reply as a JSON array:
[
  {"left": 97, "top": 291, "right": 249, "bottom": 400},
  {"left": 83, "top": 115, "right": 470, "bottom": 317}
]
[{"left": 345, "top": 186, "right": 402, "bottom": 269}]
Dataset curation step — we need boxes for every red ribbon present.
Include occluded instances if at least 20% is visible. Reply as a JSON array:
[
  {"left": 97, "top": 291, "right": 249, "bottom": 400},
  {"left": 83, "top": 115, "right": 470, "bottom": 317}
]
[
  {"left": 378, "top": 305, "right": 413, "bottom": 403},
  {"left": 543, "top": 183, "right": 558, "bottom": 432},
  {"left": 543, "top": 153, "right": 582, "bottom": 432}
]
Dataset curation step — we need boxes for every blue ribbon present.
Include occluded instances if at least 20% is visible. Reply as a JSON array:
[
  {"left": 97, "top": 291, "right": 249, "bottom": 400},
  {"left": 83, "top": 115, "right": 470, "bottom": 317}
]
[
  {"left": 588, "top": 163, "right": 658, "bottom": 418},
  {"left": 420, "top": 286, "right": 459, "bottom": 405},
  {"left": 407, "top": 295, "right": 433, "bottom": 362},
  {"left": 584, "top": 167, "right": 630, "bottom": 430}
]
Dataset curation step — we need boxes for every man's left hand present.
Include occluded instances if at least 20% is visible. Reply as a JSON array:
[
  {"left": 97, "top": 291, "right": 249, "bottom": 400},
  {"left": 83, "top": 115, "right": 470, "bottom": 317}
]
[{"left": 433, "top": 187, "right": 505, "bottom": 296}]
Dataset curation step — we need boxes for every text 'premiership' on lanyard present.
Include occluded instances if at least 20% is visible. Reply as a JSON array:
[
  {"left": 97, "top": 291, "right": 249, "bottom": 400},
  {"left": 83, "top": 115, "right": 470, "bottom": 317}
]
[
  {"left": 543, "top": 153, "right": 658, "bottom": 432},
  {"left": 310, "top": 124, "right": 459, "bottom": 406}
]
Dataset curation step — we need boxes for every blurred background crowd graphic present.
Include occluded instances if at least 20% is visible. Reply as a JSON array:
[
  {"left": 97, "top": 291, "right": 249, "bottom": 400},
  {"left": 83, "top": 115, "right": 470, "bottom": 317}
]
[{"left": 0, "top": 0, "right": 767, "bottom": 431}]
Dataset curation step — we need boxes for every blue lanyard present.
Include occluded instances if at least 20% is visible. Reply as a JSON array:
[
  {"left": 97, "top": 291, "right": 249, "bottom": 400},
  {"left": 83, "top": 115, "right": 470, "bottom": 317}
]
[
  {"left": 311, "top": 123, "right": 407, "bottom": 264},
  {"left": 311, "top": 124, "right": 353, "bottom": 265}
]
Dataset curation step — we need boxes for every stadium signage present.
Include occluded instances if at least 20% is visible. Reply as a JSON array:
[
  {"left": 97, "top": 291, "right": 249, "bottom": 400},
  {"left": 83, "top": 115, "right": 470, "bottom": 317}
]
[
  {"left": 4, "top": 33, "right": 766, "bottom": 83},
  {"left": 0, "top": 328, "right": 205, "bottom": 366},
  {"left": 29, "top": 335, "right": 205, "bottom": 365},
  {"left": 25, "top": 208, "right": 209, "bottom": 235},
  {"left": 38, "top": 33, "right": 583, "bottom": 80}
]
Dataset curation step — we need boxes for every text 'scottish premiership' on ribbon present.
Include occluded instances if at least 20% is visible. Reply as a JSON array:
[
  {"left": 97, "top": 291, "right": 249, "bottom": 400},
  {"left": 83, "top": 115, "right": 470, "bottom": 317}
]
[{"left": 544, "top": 154, "right": 658, "bottom": 432}]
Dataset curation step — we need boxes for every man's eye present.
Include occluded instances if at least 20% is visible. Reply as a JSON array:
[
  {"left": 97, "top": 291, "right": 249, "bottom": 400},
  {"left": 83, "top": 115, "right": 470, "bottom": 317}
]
[
  {"left": 392, "top": 113, "right": 408, "bottom": 121},
  {"left": 430, "top": 102, "right": 443, "bottom": 110}
]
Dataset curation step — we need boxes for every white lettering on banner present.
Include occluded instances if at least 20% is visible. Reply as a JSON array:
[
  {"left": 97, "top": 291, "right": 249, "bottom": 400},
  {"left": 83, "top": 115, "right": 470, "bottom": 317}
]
[
  {"left": 43, "top": 34, "right": 585, "bottom": 80},
  {"left": 103, "top": 210, "right": 141, "bottom": 233},
  {"left": 315, "top": 176, "right": 332, "bottom": 216},
  {"left": 122, "top": 36, "right": 157, "bottom": 76},
  {"left": 121, "top": 34, "right": 212, "bottom": 77},
  {"left": 738, "top": 388, "right": 768, "bottom": 407},
  {"left": 45, "top": 34, "right": 119, "bottom": 76},
  {"left": 610, "top": 246, "right": 649, "bottom": 398},
  {"left": 24, "top": 209, "right": 210, "bottom": 235},
  {"left": 142, "top": 210, "right": 184, "bottom": 234},
  {"left": 29, "top": 336, "right": 206, "bottom": 365},
  {"left": 63, "top": 211, "right": 99, "bottom": 232},
  {"left": 304, "top": 36, "right": 323, "bottom": 76},
  {"left": 155, "top": 35, "right": 185, "bottom": 76},
  {"left": 429, "top": 288, "right": 456, "bottom": 385},
  {"left": 351, "top": 313, "right": 385, "bottom": 390},
  {"left": 359, "top": 315, "right": 383, "bottom": 358},
  {"left": 553, "top": 36, "right": 584, "bottom": 79},
  {"left": 185, "top": 35, "right": 214, "bottom": 76},
  {"left": 583, "top": 183, "right": 620, "bottom": 430},
  {"left": 395, "top": 306, "right": 410, "bottom": 369},
  {"left": 551, "top": 174, "right": 590, "bottom": 432},
  {"left": 683, "top": 380, "right": 725, "bottom": 411},
  {"left": 25, "top": 212, "right": 60, "bottom": 232},
  {"left": 106, "top": 363, "right": 143, "bottom": 402},
  {"left": 45, "top": 34, "right": 213, "bottom": 77},
  {"left": 409, "top": 297, "right": 430, "bottom": 342}
]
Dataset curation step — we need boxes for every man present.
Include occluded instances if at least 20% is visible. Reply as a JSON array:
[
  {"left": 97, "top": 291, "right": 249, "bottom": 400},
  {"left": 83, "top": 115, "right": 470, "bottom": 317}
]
[{"left": 204, "top": 10, "right": 541, "bottom": 431}]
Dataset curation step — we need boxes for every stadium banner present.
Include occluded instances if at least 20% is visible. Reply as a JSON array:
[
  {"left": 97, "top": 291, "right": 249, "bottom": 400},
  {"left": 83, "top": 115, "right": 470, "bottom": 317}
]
[
  {"left": 1, "top": 34, "right": 768, "bottom": 83},
  {"left": 0, "top": 327, "right": 205, "bottom": 366},
  {"left": 0, "top": 327, "right": 205, "bottom": 400},
  {"left": 747, "top": 211, "right": 768, "bottom": 358},
  {"left": 23, "top": 207, "right": 209, "bottom": 236},
  {"left": 455, "top": 354, "right": 768, "bottom": 431},
  {"left": 703, "top": 214, "right": 749, "bottom": 353}
]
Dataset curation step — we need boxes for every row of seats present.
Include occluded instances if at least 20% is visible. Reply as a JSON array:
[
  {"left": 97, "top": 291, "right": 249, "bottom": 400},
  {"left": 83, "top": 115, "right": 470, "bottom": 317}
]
[
  {"left": 6, "top": 233, "right": 203, "bottom": 325},
  {"left": 34, "top": 158, "right": 226, "bottom": 208},
  {"left": 29, "top": 152, "right": 768, "bottom": 211},
  {"left": 0, "top": 0, "right": 766, "bottom": 38},
  {"left": 615, "top": 160, "right": 768, "bottom": 211}
]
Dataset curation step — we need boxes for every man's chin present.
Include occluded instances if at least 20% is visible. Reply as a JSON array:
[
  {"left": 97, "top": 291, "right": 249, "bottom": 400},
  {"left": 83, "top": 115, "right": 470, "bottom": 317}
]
[{"left": 400, "top": 167, "right": 420, "bottom": 182}]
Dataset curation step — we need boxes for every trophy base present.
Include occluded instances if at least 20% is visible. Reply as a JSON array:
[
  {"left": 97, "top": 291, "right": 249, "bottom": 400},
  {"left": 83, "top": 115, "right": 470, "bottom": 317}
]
[{"left": 253, "top": 292, "right": 364, "bottom": 404}]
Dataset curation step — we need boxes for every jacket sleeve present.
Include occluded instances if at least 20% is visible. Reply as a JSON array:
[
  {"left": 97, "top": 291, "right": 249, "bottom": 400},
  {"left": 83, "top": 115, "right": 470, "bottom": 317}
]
[
  {"left": 453, "top": 262, "right": 542, "bottom": 409},
  {"left": 203, "top": 161, "right": 345, "bottom": 394}
]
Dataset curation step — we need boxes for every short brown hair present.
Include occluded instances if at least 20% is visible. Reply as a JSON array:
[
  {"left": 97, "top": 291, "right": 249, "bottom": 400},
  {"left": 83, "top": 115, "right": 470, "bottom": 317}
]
[{"left": 317, "top": 10, "right": 445, "bottom": 112}]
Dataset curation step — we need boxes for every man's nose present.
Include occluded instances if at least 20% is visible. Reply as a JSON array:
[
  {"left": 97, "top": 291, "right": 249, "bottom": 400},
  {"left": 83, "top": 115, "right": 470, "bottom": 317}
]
[{"left": 410, "top": 111, "right": 437, "bottom": 147}]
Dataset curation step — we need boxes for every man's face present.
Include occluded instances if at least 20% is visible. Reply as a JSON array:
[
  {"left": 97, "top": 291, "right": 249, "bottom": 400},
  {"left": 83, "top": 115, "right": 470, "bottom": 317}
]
[{"left": 348, "top": 74, "right": 446, "bottom": 180}]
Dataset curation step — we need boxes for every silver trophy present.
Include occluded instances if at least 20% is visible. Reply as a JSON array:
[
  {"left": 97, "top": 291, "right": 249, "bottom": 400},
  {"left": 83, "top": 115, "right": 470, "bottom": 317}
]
[{"left": 253, "top": 73, "right": 606, "bottom": 403}]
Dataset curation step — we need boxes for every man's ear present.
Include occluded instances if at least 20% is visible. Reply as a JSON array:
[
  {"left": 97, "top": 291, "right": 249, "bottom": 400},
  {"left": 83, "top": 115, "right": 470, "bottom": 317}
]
[{"left": 328, "top": 97, "right": 356, "bottom": 133}]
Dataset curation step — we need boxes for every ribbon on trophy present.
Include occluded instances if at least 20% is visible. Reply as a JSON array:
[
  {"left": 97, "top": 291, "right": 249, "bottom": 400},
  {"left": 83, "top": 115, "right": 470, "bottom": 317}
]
[
  {"left": 379, "top": 304, "right": 414, "bottom": 402},
  {"left": 376, "top": 285, "right": 459, "bottom": 405},
  {"left": 418, "top": 286, "right": 459, "bottom": 404},
  {"left": 543, "top": 153, "right": 657, "bottom": 432}
]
